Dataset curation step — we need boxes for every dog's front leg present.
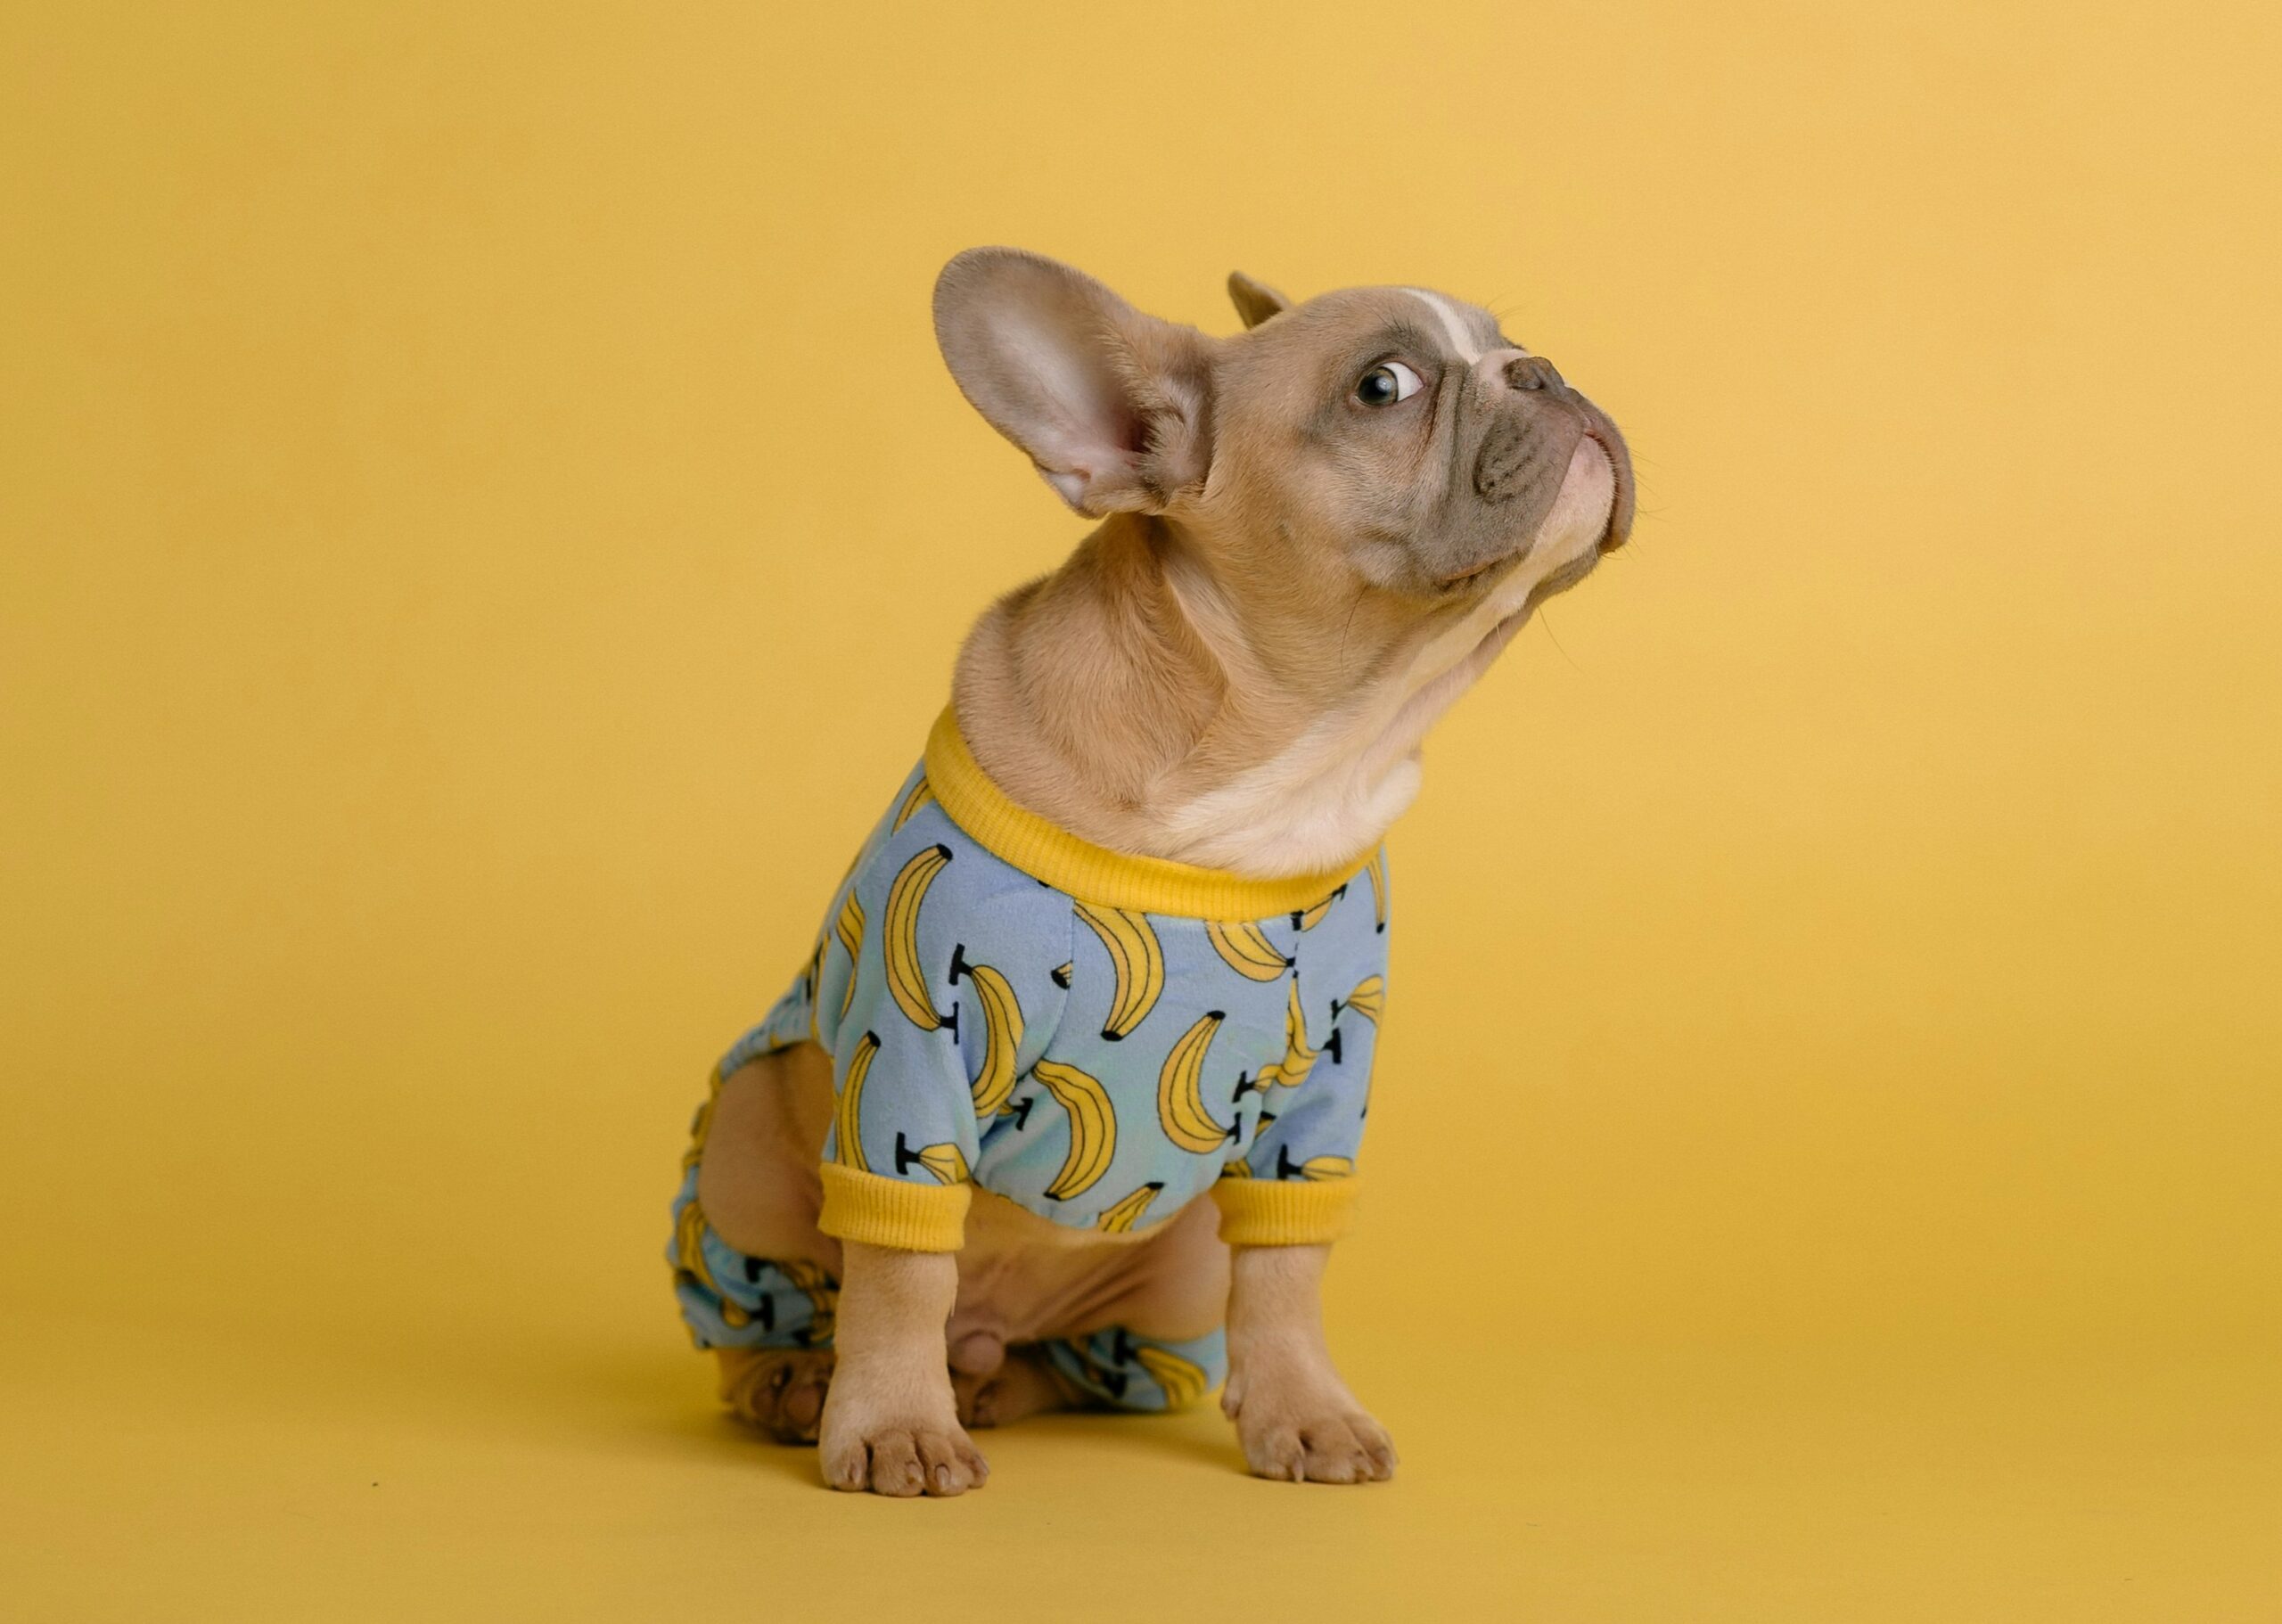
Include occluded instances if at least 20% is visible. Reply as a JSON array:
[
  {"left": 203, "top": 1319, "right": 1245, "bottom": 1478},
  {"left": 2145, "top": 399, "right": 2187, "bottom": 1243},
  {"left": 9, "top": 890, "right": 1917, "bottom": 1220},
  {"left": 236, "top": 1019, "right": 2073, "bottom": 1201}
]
[
  {"left": 816, "top": 1241, "right": 989, "bottom": 1496},
  {"left": 1221, "top": 1243, "right": 1396, "bottom": 1484}
]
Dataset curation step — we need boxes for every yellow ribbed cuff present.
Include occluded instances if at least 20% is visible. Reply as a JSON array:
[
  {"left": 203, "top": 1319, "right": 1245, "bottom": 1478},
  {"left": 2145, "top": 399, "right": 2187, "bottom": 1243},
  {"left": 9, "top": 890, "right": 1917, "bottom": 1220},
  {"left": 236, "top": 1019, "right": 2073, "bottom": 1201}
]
[
  {"left": 817, "top": 1163, "right": 971, "bottom": 1252},
  {"left": 923, "top": 709, "right": 1370, "bottom": 920},
  {"left": 1211, "top": 1177, "right": 1359, "bottom": 1246}
]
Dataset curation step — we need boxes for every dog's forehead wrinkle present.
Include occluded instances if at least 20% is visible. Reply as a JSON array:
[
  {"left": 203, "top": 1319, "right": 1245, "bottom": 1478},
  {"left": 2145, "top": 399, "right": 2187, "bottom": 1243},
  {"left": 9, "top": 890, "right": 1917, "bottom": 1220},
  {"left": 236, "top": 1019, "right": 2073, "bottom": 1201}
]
[{"left": 1401, "top": 288, "right": 1494, "bottom": 364}]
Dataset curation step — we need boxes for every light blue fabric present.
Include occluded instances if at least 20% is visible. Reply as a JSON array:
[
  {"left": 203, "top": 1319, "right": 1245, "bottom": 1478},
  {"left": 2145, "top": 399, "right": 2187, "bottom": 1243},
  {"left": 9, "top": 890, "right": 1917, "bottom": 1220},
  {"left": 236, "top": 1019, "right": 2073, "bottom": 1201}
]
[
  {"left": 667, "top": 1158, "right": 1227, "bottom": 1408},
  {"left": 667, "top": 1161, "right": 837, "bottom": 1349},
  {"left": 727, "top": 762, "right": 1390, "bottom": 1234}
]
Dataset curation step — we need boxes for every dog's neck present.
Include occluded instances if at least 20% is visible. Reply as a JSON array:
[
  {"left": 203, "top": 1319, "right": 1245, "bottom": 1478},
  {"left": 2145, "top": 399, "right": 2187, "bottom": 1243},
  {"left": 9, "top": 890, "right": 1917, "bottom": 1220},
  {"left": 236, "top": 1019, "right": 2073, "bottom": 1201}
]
[{"left": 951, "top": 513, "right": 1526, "bottom": 879}]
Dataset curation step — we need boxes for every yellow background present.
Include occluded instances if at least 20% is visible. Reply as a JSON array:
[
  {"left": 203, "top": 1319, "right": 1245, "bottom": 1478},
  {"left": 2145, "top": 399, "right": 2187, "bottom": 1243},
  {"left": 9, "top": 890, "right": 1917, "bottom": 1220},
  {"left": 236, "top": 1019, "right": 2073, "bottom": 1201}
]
[{"left": 4, "top": 2, "right": 2277, "bottom": 1618}]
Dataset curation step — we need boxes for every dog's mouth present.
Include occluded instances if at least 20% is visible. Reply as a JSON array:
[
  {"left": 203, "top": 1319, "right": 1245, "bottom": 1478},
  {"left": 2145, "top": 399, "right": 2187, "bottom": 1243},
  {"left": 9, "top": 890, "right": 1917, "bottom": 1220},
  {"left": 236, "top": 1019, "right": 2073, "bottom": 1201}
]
[
  {"left": 1436, "top": 555, "right": 1510, "bottom": 593},
  {"left": 1438, "top": 424, "right": 1632, "bottom": 595},
  {"left": 1583, "top": 417, "right": 1634, "bottom": 554}
]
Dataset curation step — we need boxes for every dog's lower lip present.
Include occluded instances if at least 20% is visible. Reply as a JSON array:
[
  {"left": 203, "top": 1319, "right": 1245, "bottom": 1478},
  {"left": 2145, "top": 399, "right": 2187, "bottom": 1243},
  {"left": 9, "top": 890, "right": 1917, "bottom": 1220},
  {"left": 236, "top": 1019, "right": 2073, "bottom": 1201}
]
[
  {"left": 1583, "top": 424, "right": 1633, "bottom": 552},
  {"left": 1438, "top": 554, "right": 1513, "bottom": 590}
]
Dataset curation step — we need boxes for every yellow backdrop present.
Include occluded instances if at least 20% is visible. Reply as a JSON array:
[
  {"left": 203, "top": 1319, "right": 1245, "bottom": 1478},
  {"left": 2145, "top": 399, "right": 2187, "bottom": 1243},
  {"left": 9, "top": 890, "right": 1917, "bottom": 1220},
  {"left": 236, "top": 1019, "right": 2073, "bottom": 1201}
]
[{"left": 4, "top": 3, "right": 2276, "bottom": 1619}]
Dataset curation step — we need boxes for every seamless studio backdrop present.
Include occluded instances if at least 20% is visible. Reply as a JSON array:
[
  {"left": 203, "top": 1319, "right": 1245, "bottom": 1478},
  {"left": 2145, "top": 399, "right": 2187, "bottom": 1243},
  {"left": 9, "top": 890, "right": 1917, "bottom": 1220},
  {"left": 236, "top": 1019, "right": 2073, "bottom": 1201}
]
[{"left": 2, "top": 4, "right": 2277, "bottom": 1620}]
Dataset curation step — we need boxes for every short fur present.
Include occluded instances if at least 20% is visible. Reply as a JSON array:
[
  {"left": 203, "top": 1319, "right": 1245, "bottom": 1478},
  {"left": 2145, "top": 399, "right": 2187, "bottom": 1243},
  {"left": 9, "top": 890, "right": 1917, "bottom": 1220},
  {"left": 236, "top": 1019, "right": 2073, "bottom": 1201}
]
[{"left": 694, "top": 250, "right": 1633, "bottom": 1493}]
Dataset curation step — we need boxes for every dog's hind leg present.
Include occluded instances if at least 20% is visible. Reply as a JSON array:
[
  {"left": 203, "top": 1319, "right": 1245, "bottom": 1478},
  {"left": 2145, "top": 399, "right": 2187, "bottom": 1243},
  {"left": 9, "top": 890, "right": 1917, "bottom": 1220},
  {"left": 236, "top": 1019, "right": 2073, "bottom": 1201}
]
[{"left": 669, "top": 1043, "right": 849, "bottom": 1440}]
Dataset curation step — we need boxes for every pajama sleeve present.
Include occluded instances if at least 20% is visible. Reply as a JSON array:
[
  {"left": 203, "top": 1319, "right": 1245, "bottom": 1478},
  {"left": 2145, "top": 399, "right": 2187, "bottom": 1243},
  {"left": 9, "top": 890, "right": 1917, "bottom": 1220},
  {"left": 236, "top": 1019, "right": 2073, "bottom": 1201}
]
[
  {"left": 813, "top": 826, "right": 1067, "bottom": 1251},
  {"left": 1211, "top": 881, "right": 1389, "bottom": 1246}
]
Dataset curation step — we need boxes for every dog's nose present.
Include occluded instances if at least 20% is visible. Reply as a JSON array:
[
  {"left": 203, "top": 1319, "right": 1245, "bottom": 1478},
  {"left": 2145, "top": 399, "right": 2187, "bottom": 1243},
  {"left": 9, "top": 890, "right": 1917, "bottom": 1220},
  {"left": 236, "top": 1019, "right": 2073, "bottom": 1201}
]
[{"left": 1503, "top": 353, "right": 1565, "bottom": 393}]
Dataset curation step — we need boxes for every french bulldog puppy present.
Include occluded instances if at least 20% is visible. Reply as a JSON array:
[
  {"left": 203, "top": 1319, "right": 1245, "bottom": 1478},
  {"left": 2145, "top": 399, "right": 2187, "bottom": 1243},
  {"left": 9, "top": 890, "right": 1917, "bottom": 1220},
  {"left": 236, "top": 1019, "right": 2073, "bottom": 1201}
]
[{"left": 679, "top": 250, "right": 1632, "bottom": 1496}]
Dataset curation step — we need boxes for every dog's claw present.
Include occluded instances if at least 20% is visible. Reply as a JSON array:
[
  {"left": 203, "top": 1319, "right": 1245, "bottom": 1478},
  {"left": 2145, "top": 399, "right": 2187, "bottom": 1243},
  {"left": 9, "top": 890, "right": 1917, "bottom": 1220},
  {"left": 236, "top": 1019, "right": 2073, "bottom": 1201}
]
[{"left": 1236, "top": 1399, "right": 1396, "bottom": 1484}]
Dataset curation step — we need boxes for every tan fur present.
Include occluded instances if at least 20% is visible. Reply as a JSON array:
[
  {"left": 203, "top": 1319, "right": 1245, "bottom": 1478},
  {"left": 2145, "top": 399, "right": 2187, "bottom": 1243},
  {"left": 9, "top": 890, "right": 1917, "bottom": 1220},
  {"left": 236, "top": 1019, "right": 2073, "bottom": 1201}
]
[
  {"left": 699, "top": 1046, "right": 1229, "bottom": 1494},
  {"left": 1222, "top": 1244, "right": 1395, "bottom": 1482},
  {"left": 1225, "top": 269, "right": 1293, "bottom": 331},
  {"left": 937, "top": 257, "right": 1632, "bottom": 877},
  {"left": 701, "top": 250, "right": 1632, "bottom": 1490}
]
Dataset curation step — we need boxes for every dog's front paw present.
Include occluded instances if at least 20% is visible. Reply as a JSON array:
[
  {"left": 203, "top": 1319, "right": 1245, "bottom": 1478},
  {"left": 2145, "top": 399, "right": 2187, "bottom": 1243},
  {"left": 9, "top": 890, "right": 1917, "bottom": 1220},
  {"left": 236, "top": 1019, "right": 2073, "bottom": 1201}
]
[
  {"left": 817, "top": 1374, "right": 989, "bottom": 1497},
  {"left": 1223, "top": 1370, "right": 1396, "bottom": 1484}
]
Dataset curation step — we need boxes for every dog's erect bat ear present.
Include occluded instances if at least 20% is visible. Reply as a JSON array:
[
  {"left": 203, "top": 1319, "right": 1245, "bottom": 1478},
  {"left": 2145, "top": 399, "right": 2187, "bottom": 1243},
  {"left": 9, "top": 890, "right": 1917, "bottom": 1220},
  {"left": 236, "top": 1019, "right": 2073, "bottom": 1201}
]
[
  {"left": 1226, "top": 271, "right": 1292, "bottom": 331},
  {"left": 933, "top": 249, "right": 1214, "bottom": 517}
]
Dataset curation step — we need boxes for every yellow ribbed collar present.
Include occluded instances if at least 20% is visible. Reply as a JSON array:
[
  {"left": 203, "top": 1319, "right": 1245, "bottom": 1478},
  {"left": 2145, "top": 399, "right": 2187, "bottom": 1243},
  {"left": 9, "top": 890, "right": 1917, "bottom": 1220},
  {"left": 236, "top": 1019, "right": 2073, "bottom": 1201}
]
[{"left": 922, "top": 708, "right": 1371, "bottom": 921}]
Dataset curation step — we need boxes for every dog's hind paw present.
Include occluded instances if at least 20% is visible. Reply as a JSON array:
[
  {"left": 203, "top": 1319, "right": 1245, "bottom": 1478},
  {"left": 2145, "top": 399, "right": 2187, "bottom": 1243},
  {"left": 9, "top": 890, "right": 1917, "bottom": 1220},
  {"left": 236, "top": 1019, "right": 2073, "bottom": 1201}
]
[
  {"left": 952, "top": 1346, "right": 1073, "bottom": 1429},
  {"left": 718, "top": 1346, "right": 836, "bottom": 1444}
]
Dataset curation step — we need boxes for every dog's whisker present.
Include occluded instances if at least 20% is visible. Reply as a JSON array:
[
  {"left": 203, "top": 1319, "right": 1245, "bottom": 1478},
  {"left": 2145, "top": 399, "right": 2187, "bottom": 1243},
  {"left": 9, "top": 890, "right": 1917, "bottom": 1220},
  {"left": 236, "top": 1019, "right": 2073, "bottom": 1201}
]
[{"left": 677, "top": 248, "right": 1637, "bottom": 1492}]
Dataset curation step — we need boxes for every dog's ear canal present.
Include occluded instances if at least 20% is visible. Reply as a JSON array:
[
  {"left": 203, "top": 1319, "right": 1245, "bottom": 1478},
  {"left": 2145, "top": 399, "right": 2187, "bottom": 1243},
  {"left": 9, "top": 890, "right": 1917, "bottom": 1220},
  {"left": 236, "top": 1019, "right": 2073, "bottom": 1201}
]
[
  {"left": 1226, "top": 271, "right": 1293, "bottom": 331},
  {"left": 932, "top": 248, "right": 1214, "bottom": 518}
]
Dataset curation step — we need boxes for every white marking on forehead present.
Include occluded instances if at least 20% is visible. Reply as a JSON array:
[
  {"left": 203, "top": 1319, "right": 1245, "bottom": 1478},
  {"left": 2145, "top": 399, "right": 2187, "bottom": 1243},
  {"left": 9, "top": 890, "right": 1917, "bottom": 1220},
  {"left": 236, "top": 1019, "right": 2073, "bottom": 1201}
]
[{"left": 1402, "top": 288, "right": 1488, "bottom": 364}]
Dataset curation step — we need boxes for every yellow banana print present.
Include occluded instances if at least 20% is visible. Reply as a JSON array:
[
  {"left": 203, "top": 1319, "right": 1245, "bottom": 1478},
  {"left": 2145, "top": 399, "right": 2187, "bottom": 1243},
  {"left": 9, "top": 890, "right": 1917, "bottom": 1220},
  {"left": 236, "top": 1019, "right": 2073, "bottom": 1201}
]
[
  {"left": 1206, "top": 918, "right": 1292, "bottom": 981},
  {"left": 1274, "top": 1144, "right": 1354, "bottom": 1180},
  {"left": 884, "top": 843, "right": 957, "bottom": 1036},
  {"left": 892, "top": 775, "right": 935, "bottom": 830},
  {"left": 1134, "top": 1344, "right": 1212, "bottom": 1409},
  {"left": 1158, "top": 1009, "right": 1235, "bottom": 1153},
  {"left": 1366, "top": 849, "right": 1388, "bottom": 932},
  {"left": 1219, "top": 1158, "right": 1252, "bottom": 1180},
  {"left": 1094, "top": 1181, "right": 1163, "bottom": 1234},
  {"left": 1033, "top": 1059, "right": 1116, "bottom": 1199},
  {"left": 681, "top": 1064, "right": 725, "bottom": 1170},
  {"left": 674, "top": 1196, "right": 717, "bottom": 1289},
  {"left": 680, "top": 1200, "right": 766, "bottom": 1328},
  {"left": 804, "top": 935, "right": 826, "bottom": 1042},
  {"left": 833, "top": 888, "right": 866, "bottom": 1021},
  {"left": 1267, "top": 974, "right": 1319, "bottom": 1089},
  {"left": 675, "top": 1199, "right": 754, "bottom": 1326},
  {"left": 895, "top": 1132, "right": 970, "bottom": 1185},
  {"left": 1074, "top": 901, "right": 1164, "bottom": 1039},
  {"left": 1337, "top": 974, "right": 1384, "bottom": 1024},
  {"left": 776, "top": 1257, "right": 839, "bottom": 1343},
  {"left": 1049, "top": 961, "right": 1073, "bottom": 989},
  {"left": 1290, "top": 883, "right": 1347, "bottom": 931},
  {"left": 948, "top": 943, "right": 1023, "bottom": 1117},
  {"left": 833, "top": 1030, "right": 880, "bottom": 1172}
]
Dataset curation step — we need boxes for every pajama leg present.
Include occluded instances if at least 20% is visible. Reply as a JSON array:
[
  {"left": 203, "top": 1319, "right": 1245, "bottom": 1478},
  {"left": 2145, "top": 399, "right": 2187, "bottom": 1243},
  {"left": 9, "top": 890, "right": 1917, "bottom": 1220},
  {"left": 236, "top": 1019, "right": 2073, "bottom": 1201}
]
[
  {"left": 1038, "top": 1324, "right": 1227, "bottom": 1413},
  {"left": 666, "top": 1163, "right": 839, "bottom": 1350}
]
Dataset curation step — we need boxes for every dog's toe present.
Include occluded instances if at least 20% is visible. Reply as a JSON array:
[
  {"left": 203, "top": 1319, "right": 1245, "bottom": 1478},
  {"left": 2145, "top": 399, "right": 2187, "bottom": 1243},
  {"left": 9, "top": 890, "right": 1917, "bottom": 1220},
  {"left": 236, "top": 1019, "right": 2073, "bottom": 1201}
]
[
  {"left": 1351, "top": 1413, "right": 1399, "bottom": 1481},
  {"left": 776, "top": 1372, "right": 830, "bottom": 1442},
  {"left": 951, "top": 1349, "right": 1071, "bottom": 1431},
  {"left": 951, "top": 1369, "right": 999, "bottom": 1429},
  {"left": 1299, "top": 1423, "right": 1371, "bottom": 1484},
  {"left": 820, "top": 1433, "right": 869, "bottom": 1492},
  {"left": 865, "top": 1430, "right": 927, "bottom": 1497},
  {"left": 721, "top": 1348, "right": 836, "bottom": 1445},
  {"left": 914, "top": 1428, "right": 981, "bottom": 1497},
  {"left": 1240, "top": 1406, "right": 1396, "bottom": 1485},
  {"left": 820, "top": 1410, "right": 989, "bottom": 1497},
  {"left": 1245, "top": 1424, "right": 1308, "bottom": 1482}
]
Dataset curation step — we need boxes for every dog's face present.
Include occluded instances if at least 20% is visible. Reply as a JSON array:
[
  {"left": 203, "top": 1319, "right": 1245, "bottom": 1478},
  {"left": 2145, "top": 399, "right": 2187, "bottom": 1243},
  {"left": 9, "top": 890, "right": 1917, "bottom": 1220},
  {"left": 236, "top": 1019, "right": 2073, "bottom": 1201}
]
[
  {"left": 1212, "top": 281, "right": 1632, "bottom": 611},
  {"left": 934, "top": 250, "right": 1632, "bottom": 637}
]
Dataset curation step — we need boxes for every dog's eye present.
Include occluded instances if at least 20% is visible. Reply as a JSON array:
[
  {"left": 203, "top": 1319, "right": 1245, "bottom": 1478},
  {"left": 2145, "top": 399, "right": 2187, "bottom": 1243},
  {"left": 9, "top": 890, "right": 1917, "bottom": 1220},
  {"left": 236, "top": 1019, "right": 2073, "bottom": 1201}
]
[{"left": 1354, "top": 361, "right": 1423, "bottom": 407}]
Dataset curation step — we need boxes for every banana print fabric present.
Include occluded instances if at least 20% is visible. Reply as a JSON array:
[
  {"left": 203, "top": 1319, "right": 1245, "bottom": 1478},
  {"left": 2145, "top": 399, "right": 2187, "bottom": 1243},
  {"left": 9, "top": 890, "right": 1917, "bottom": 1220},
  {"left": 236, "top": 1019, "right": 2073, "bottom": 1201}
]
[
  {"left": 667, "top": 1153, "right": 1227, "bottom": 1410},
  {"left": 703, "top": 713, "right": 1391, "bottom": 1253}
]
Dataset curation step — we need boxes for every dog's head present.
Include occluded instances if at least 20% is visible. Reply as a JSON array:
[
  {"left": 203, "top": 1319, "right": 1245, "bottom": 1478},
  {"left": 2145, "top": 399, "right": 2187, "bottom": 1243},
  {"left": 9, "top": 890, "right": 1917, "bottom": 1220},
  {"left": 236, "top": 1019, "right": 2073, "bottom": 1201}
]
[{"left": 933, "top": 249, "right": 1632, "bottom": 630}]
